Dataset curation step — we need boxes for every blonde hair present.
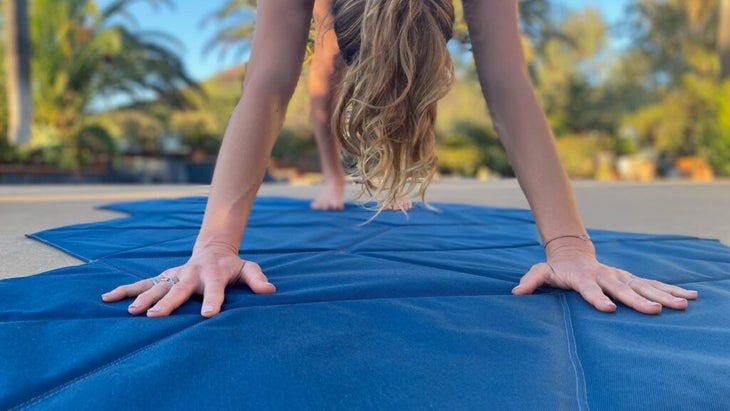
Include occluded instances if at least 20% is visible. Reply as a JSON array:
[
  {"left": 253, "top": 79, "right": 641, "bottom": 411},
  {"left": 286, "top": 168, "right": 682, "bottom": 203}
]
[{"left": 331, "top": 0, "right": 455, "bottom": 208}]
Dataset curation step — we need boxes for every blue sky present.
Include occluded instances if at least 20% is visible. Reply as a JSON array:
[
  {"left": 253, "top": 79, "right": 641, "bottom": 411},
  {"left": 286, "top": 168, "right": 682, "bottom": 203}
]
[{"left": 100, "top": 0, "right": 632, "bottom": 81}]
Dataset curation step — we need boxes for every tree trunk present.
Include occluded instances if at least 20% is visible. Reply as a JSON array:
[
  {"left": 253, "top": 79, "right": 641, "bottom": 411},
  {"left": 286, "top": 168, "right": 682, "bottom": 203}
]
[
  {"left": 720, "top": 0, "right": 730, "bottom": 79},
  {"left": 3, "top": 0, "right": 32, "bottom": 145}
]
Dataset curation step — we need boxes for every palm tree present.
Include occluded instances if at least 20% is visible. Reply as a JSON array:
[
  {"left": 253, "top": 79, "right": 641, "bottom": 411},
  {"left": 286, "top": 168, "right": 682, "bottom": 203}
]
[
  {"left": 201, "top": 0, "right": 257, "bottom": 60},
  {"left": 29, "top": 0, "right": 198, "bottom": 165},
  {"left": 2, "top": 0, "right": 31, "bottom": 146}
]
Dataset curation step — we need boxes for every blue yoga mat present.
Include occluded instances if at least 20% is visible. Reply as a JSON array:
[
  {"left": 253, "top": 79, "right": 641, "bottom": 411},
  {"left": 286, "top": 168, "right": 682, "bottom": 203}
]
[{"left": 2, "top": 197, "right": 729, "bottom": 410}]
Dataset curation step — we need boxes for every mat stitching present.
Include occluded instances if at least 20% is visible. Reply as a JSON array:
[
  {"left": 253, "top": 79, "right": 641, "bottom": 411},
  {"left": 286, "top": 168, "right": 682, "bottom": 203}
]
[
  {"left": 89, "top": 233, "right": 199, "bottom": 265},
  {"left": 27, "top": 229, "right": 199, "bottom": 265},
  {"left": 560, "top": 294, "right": 591, "bottom": 411}
]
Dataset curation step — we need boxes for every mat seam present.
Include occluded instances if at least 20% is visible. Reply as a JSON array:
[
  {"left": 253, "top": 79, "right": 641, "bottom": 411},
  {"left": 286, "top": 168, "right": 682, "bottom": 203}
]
[
  {"left": 85, "top": 233, "right": 200, "bottom": 266},
  {"left": 560, "top": 293, "right": 591, "bottom": 411},
  {"left": 352, "top": 251, "right": 524, "bottom": 283}
]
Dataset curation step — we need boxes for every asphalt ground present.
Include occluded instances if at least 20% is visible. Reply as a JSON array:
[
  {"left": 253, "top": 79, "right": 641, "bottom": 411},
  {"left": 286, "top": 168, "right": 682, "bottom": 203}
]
[{"left": 1, "top": 179, "right": 728, "bottom": 279}]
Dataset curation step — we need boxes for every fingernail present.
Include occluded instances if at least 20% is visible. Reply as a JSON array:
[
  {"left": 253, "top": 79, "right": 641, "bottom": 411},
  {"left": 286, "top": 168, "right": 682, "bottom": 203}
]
[
  {"left": 202, "top": 303, "right": 215, "bottom": 314},
  {"left": 129, "top": 304, "right": 138, "bottom": 310},
  {"left": 512, "top": 285, "right": 522, "bottom": 291},
  {"left": 646, "top": 300, "right": 661, "bottom": 306},
  {"left": 605, "top": 300, "right": 616, "bottom": 308},
  {"left": 101, "top": 292, "right": 109, "bottom": 297},
  {"left": 674, "top": 297, "right": 687, "bottom": 303},
  {"left": 147, "top": 307, "right": 159, "bottom": 313}
]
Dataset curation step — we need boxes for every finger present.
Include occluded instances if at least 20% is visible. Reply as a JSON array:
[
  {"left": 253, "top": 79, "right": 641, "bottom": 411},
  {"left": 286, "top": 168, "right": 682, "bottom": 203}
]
[
  {"left": 147, "top": 279, "right": 197, "bottom": 318},
  {"left": 101, "top": 278, "right": 155, "bottom": 302},
  {"left": 128, "top": 282, "right": 174, "bottom": 315},
  {"left": 239, "top": 261, "right": 276, "bottom": 294},
  {"left": 645, "top": 279, "right": 699, "bottom": 300},
  {"left": 600, "top": 277, "right": 662, "bottom": 315},
  {"left": 512, "top": 263, "right": 551, "bottom": 295},
  {"left": 574, "top": 280, "right": 618, "bottom": 313},
  {"left": 200, "top": 274, "right": 228, "bottom": 318},
  {"left": 626, "top": 279, "right": 691, "bottom": 311}
]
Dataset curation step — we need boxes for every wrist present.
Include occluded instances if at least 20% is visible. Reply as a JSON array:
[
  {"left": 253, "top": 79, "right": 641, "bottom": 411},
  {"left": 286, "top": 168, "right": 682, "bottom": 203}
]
[
  {"left": 194, "top": 220, "right": 245, "bottom": 256},
  {"left": 544, "top": 234, "right": 595, "bottom": 258},
  {"left": 193, "top": 237, "right": 239, "bottom": 255}
]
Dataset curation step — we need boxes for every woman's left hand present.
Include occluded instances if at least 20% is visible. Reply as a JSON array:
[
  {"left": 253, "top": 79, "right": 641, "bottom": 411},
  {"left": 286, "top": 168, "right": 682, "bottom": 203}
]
[{"left": 512, "top": 246, "right": 698, "bottom": 314}]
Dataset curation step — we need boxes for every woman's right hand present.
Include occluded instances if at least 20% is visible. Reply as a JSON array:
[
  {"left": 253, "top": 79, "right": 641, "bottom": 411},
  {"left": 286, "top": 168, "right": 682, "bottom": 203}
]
[{"left": 101, "top": 245, "right": 276, "bottom": 318}]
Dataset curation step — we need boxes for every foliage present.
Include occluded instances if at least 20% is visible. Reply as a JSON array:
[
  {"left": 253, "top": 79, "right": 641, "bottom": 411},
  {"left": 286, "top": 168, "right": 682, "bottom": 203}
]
[
  {"left": 0, "top": 136, "right": 17, "bottom": 163},
  {"left": 554, "top": 133, "right": 613, "bottom": 179},
  {"left": 437, "top": 122, "right": 513, "bottom": 177},
  {"left": 201, "top": 0, "right": 256, "bottom": 61},
  {"left": 167, "top": 64, "right": 244, "bottom": 155},
  {"left": 23, "top": 0, "right": 197, "bottom": 166},
  {"left": 625, "top": 0, "right": 720, "bottom": 87},
  {"left": 96, "top": 108, "right": 165, "bottom": 153},
  {"left": 0, "top": 13, "right": 6, "bottom": 145},
  {"left": 202, "top": 0, "right": 321, "bottom": 65},
  {"left": 75, "top": 124, "right": 115, "bottom": 165},
  {"left": 531, "top": 7, "right": 609, "bottom": 134},
  {"left": 617, "top": 0, "right": 730, "bottom": 175},
  {"left": 701, "top": 79, "right": 730, "bottom": 175},
  {"left": 271, "top": 127, "right": 319, "bottom": 170}
]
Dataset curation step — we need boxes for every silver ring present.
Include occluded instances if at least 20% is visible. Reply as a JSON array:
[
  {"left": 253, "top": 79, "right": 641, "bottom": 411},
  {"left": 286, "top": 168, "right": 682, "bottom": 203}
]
[
  {"left": 151, "top": 276, "right": 178, "bottom": 286},
  {"left": 159, "top": 276, "right": 179, "bottom": 285}
]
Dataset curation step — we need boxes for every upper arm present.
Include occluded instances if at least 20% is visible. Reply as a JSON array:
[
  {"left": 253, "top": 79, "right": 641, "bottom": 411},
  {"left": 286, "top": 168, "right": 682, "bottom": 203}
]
[{"left": 243, "top": 0, "right": 315, "bottom": 99}]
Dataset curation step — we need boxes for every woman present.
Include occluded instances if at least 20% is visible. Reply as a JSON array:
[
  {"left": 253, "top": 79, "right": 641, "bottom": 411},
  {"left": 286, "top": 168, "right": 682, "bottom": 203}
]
[{"left": 102, "top": 0, "right": 697, "bottom": 317}]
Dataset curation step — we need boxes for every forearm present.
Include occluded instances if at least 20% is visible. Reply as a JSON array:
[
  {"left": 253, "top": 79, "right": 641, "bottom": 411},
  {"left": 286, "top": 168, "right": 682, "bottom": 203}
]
[
  {"left": 194, "top": 88, "right": 288, "bottom": 254},
  {"left": 192, "top": 0, "right": 313, "bottom": 254},
  {"left": 464, "top": 0, "right": 588, "bottom": 247},
  {"left": 484, "top": 74, "right": 587, "bottom": 244}
]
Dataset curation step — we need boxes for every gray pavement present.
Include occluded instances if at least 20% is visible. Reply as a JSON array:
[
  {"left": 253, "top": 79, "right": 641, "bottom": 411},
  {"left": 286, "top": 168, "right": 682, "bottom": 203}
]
[{"left": 1, "top": 179, "right": 729, "bottom": 279}]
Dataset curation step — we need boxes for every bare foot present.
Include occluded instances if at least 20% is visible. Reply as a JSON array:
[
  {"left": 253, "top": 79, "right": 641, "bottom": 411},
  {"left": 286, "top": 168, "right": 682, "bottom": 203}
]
[
  {"left": 383, "top": 196, "right": 413, "bottom": 211},
  {"left": 310, "top": 180, "right": 345, "bottom": 211}
]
